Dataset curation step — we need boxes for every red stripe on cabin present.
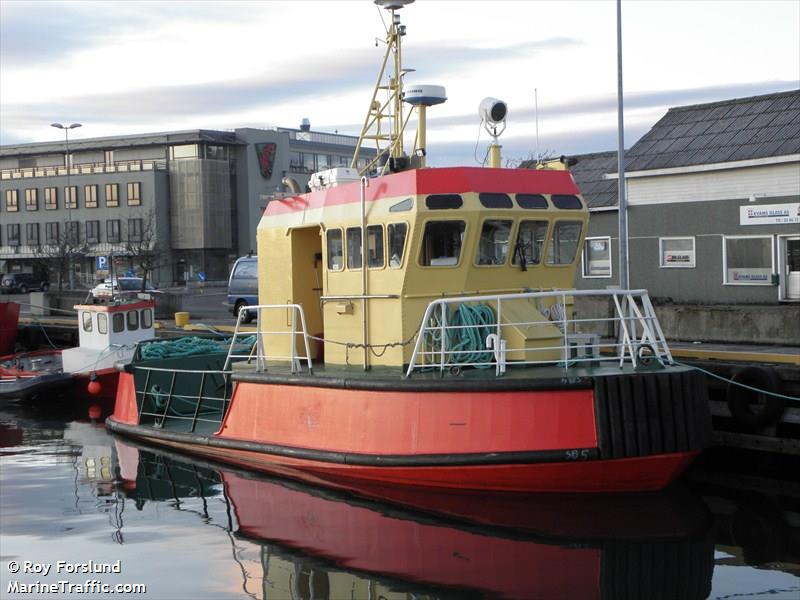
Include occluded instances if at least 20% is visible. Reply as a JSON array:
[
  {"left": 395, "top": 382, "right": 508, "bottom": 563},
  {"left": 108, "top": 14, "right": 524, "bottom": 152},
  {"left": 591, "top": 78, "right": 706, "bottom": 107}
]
[{"left": 265, "top": 167, "right": 580, "bottom": 216}]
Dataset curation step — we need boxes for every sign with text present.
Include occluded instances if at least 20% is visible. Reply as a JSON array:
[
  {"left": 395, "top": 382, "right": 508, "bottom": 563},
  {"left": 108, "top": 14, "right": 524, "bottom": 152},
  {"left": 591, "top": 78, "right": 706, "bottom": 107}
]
[
  {"left": 740, "top": 203, "right": 800, "bottom": 226},
  {"left": 95, "top": 256, "right": 109, "bottom": 275}
]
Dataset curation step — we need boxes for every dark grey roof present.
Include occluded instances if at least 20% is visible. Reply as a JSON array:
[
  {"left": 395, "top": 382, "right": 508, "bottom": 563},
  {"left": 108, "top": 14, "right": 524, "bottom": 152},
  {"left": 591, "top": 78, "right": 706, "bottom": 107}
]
[
  {"left": 520, "top": 151, "right": 621, "bottom": 210},
  {"left": 623, "top": 89, "right": 800, "bottom": 172}
]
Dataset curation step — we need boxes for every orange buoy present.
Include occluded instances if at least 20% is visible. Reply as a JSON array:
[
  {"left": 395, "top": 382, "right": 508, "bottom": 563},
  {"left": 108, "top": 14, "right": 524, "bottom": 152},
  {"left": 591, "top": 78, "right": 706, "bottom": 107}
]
[
  {"left": 87, "top": 379, "right": 102, "bottom": 396},
  {"left": 88, "top": 404, "right": 102, "bottom": 420}
]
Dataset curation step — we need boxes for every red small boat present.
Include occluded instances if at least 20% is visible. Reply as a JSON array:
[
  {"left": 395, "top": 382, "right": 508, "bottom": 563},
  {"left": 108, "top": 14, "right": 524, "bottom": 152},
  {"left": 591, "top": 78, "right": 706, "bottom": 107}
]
[{"left": 0, "top": 299, "right": 156, "bottom": 408}]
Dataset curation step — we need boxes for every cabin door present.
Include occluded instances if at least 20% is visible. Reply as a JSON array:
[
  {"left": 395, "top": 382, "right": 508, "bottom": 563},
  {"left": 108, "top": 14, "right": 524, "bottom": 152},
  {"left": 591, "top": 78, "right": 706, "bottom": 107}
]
[{"left": 290, "top": 226, "right": 324, "bottom": 359}]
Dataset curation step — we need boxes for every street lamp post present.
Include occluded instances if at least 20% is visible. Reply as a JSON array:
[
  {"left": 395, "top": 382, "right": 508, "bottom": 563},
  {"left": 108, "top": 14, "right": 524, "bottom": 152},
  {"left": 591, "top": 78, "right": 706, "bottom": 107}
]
[{"left": 51, "top": 122, "right": 82, "bottom": 290}]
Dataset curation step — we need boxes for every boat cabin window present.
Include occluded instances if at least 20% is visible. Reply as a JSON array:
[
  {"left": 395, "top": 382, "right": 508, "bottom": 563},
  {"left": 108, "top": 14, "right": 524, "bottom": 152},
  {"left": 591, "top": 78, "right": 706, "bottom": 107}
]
[
  {"left": 551, "top": 194, "right": 583, "bottom": 210},
  {"left": 141, "top": 308, "right": 153, "bottom": 329},
  {"left": 479, "top": 193, "right": 513, "bottom": 209},
  {"left": 367, "top": 225, "right": 384, "bottom": 268},
  {"left": 82, "top": 312, "right": 93, "bottom": 332},
  {"left": 476, "top": 220, "right": 512, "bottom": 265},
  {"left": 388, "top": 223, "right": 407, "bottom": 268},
  {"left": 97, "top": 313, "right": 108, "bottom": 335},
  {"left": 513, "top": 220, "right": 548, "bottom": 266},
  {"left": 390, "top": 198, "right": 414, "bottom": 212},
  {"left": 425, "top": 194, "right": 462, "bottom": 210},
  {"left": 516, "top": 194, "right": 548, "bottom": 209},
  {"left": 420, "top": 221, "right": 465, "bottom": 267},
  {"left": 547, "top": 221, "right": 583, "bottom": 265},
  {"left": 127, "top": 310, "right": 139, "bottom": 331},
  {"left": 327, "top": 229, "right": 343, "bottom": 271},
  {"left": 346, "top": 227, "right": 363, "bottom": 269},
  {"left": 113, "top": 313, "right": 125, "bottom": 333}
]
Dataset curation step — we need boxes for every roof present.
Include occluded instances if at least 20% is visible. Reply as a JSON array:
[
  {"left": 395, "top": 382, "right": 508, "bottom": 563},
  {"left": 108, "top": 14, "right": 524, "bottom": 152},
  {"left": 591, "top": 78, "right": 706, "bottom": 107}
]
[
  {"left": 520, "top": 152, "right": 620, "bottom": 209},
  {"left": 622, "top": 89, "right": 800, "bottom": 172}
]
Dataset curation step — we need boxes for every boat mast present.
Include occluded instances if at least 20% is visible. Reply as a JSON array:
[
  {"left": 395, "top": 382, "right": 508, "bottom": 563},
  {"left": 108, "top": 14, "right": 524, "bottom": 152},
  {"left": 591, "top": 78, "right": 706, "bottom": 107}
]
[{"left": 351, "top": 0, "right": 414, "bottom": 176}]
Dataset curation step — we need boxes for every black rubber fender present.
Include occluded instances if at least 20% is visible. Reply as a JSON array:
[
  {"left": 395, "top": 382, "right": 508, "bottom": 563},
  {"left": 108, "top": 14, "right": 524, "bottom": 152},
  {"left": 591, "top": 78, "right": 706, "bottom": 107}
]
[{"left": 726, "top": 366, "right": 785, "bottom": 430}]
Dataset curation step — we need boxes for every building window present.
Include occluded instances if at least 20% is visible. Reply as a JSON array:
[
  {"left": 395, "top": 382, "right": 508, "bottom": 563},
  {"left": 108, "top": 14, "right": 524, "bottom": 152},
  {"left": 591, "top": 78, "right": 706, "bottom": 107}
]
[
  {"left": 546, "top": 221, "right": 583, "bottom": 265},
  {"left": 127, "top": 182, "right": 141, "bottom": 206},
  {"left": 104, "top": 150, "right": 114, "bottom": 165},
  {"left": 66, "top": 221, "right": 80, "bottom": 244},
  {"left": 65, "top": 186, "right": 77, "bottom": 209},
  {"left": 419, "top": 221, "right": 466, "bottom": 267},
  {"left": 45, "top": 187, "right": 58, "bottom": 210},
  {"left": 303, "top": 153, "right": 316, "bottom": 173},
  {"left": 84, "top": 184, "right": 98, "bottom": 208},
  {"left": 86, "top": 220, "right": 100, "bottom": 244},
  {"left": 723, "top": 235, "right": 774, "bottom": 285},
  {"left": 289, "top": 151, "right": 303, "bottom": 171},
  {"left": 326, "top": 229, "right": 343, "bottom": 271},
  {"left": 7, "top": 224, "right": 20, "bottom": 246},
  {"left": 475, "top": 220, "right": 512, "bottom": 266},
  {"left": 346, "top": 227, "right": 363, "bottom": 269},
  {"left": 582, "top": 237, "right": 612, "bottom": 278},
  {"left": 26, "top": 223, "right": 40, "bottom": 246},
  {"left": 128, "top": 218, "right": 143, "bottom": 242},
  {"left": 107, "top": 220, "right": 121, "bottom": 243},
  {"left": 387, "top": 223, "right": 407, "bottom": 268},
  {"left": 513, "top": 220, "right": 548, "bottom": 266},
  {"left": 46, "top": 222, "right": 59, "bottom": 245},
  {"left": 5, "top": 189, "right": 19, "bottom": 212},
  {"left": 25, "top": 188, "right": 38, "bottom": 211},
  {"left": 659, "top": 237, "right": 696, "bottom": 268},
  {"left": 105, "top": 183, "right": 119, "bottom": 207},
  {"left": 170, "top": 144, "right": 198, "bottom": 159}
]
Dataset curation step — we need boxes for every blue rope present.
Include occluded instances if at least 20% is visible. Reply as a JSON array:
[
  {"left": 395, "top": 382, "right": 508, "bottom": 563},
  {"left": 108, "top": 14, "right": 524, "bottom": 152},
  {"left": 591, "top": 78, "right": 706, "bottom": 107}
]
[
  {"left": 139, "top": 335, "right": 256, "bottom": 361},
  {"left": 426, "top": 303, "right": 496, "bottom": 367},
  {"left": 673, "top": 360, "right": 800, "bottom": 403}
]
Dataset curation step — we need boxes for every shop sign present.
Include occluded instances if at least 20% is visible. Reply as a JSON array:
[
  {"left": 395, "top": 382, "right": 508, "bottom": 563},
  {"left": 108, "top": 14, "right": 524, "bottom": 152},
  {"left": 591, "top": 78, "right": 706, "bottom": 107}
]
[
  {"left": 663, "top": 251, "right": 694, "bottom": 265},
  {"left": 727, "top": 268, "right": 772, "bottom": 283},
  {"left": 740, "top": 203, "right": 800, "bottom": 226}
]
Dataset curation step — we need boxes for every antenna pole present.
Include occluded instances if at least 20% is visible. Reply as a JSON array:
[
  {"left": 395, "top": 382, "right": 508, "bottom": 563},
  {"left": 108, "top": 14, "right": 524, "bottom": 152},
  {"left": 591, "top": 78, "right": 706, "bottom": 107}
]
[
  {"left": 535, "top": 88, "right": 540, "bottom": 163},
  {"left": 616, "top": 0, "right": 630, "bottom": 290}
]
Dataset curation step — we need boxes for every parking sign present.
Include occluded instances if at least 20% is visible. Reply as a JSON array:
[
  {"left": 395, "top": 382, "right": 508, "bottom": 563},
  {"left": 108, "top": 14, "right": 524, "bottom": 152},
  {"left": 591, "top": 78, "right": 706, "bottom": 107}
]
[{"left": 95, "top": 256, "right": 109, "bottom": 274}]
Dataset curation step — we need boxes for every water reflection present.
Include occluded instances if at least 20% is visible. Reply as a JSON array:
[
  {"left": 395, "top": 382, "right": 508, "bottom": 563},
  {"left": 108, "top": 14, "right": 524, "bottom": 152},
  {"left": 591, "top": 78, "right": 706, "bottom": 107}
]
[{"left": 114, "top": 440, "right": 715, "bottom": 600}]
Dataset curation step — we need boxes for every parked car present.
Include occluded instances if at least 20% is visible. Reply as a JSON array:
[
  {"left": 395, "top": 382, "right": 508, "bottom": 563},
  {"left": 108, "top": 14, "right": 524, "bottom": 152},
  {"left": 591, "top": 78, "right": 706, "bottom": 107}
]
[
  {"left": 1, "top": 273, "right": 49, "bottom": 294},
  {"left": 227, "top": 256, "right": 258, "bottom": 323},
  {"left": 91, "top": 277, "right": 158, "bottom": 298}
]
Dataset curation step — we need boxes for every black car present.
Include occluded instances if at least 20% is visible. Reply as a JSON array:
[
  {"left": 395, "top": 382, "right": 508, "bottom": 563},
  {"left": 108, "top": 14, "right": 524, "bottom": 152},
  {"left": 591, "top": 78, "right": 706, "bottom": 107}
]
[{"left": 0, "top": 273, "right": 50, "bottom": 294}]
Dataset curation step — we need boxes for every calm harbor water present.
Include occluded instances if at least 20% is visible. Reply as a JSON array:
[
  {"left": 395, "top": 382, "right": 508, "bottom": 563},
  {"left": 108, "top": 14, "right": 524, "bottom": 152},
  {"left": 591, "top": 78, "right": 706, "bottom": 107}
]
[{"left": 1, "top": 403, "right": 798, "bottom": 600}]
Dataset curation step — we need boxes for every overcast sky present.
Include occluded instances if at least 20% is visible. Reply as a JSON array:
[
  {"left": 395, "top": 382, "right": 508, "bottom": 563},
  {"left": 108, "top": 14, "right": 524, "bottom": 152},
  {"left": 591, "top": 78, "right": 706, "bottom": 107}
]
[{"left": 1, "top": 0, "right": 798, "bottom": 166}]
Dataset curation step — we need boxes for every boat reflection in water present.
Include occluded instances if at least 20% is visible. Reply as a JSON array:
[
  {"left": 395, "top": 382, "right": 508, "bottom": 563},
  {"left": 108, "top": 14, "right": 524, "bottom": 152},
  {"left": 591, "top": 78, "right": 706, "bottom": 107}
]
[{"left": 114, "top": 440, "right": 714, "bottom": 600}]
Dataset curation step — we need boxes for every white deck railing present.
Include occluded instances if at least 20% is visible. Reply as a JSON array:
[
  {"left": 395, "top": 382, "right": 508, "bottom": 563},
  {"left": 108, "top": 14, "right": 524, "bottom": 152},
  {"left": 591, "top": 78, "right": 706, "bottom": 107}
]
[
  {"left": 405, "top": 289, "right": 673, "bottom": 377},
  {"left": 224, "top": 304, "right": 313, "bottom": 374}
]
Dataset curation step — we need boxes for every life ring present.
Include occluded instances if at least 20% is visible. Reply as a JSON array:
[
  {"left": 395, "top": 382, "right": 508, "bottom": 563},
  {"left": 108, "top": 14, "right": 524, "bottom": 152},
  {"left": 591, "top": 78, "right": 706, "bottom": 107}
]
[{"left": 726, "top": 366, "right": 785, "bottom": 430}]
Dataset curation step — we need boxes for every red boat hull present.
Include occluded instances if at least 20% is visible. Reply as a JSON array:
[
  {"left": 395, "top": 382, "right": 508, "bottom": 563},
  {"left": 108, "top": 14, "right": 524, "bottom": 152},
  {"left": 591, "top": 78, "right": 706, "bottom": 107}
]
[{"left": 108, "top": 369, "right": 706, "bottom": 493}]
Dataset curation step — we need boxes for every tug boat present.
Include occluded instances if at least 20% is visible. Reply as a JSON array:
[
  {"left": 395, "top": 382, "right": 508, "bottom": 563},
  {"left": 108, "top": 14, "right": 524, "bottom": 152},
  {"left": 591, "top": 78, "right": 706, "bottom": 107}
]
[
  {"left": 107, "top": 0, "right": 711, "bottom": 493},
  {"left": 0, "top": 299, "right": 156, "bottom": 406}
]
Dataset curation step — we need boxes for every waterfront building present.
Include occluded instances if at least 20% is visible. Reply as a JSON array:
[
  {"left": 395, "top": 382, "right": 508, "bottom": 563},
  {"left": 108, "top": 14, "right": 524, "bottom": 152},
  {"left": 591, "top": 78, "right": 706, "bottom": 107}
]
[{"left": 0, "top": 123, "right": 375, "bottom": 285}]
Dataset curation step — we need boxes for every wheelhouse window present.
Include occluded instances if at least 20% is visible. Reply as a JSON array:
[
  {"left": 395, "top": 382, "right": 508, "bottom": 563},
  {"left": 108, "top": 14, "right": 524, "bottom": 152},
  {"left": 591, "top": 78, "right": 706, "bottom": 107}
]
[
  {"left": 546, "top": 221, "right": 582, "bottom": 265},
  {"left": 723, "top": 236, "right": 773, "bottom": 285},
  {"left": 141, "top": 308, "right": 153, "bottom": 329},
  {"left": 97, "top": 313, "right": 108, "bottom": 335},
  {"left": 84, "top": 184, "right": 98, "bottom": 208},
  {"left": 582, "top": 237, "right": 611, "bottom": 278},
  {"left": 420, "top": 221, "right": 465, "bottom": 267},
  {"left": 25, "top": 188, "right": 38, "bottom": 211},
  {"left": 326, "top": 229, "right": 343, "bottom": 271},
  {"left": 105, "top": 183, "right": 119, "bottom": 207},
  {"left": 113, "top": 313, "right": 125, "bottom": 333},
  {"left": 660, "top": 237, "right": 696, "bottom": 268},
  {"left": 45, "top": 187, "right": 58, "bottom": 210},
  {"left": 551, "top": 194, "right": 583, "bottom": 210},
  {"left": 367, "top": 225, "right": 384, "bottom": 268},
  {"left": 478, "top": 193, "right": 513, "bottom": 209},
  {"left": 475, "top": 220, "right": 512, "bottom": 265},
  {"left": 516, "top": 194, "right": 548, "bottom": 209},
  {"left": 513, "top": 220, "right": 548, "bottom": 266},
  {"left": 346, "top": 227, "right": 363, "bottom": 269},
  {"left": 82, "top": 312, "right": 93, "bottom": 332},
  {"left": 425, "top": 194, "right": 462, "bottom": 210},
  {"left": 388, "top": 223, "right": 407, "bottom": 268},
  {"left": 127, "top": 310, "right": 139, "bottom": 331}
]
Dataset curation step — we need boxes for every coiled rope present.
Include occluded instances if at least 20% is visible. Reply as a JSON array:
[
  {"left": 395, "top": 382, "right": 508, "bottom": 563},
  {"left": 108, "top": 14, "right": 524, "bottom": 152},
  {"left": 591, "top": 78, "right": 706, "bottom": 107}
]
[{"left": 139, "top": 335, "right": 257, "bottom": 361}]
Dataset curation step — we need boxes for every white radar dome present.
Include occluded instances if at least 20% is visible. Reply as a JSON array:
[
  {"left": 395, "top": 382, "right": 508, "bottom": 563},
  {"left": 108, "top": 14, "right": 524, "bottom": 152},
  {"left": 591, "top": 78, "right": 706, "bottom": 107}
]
[{"left": 403, "top": 85, "right": 447, "bottom": 106}]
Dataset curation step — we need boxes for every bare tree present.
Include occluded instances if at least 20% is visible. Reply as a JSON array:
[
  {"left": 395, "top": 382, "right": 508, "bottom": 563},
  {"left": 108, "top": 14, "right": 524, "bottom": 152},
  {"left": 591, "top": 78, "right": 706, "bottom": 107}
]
[
  {"left": 33, "top": 225, "right": 88, "bottom": 293},
  {"left": 124, "top": 209, "right": 163, "bottom": 291}
]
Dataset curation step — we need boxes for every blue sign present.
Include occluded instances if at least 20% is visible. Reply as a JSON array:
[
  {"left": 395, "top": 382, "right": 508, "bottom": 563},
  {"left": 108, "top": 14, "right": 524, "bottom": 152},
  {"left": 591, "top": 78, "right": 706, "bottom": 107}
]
[
  {"left": 197, "top": 272, "right": 207, "bottom": 282},
  {"left": 95, "top": 256, "right": 109, "bottom": 271}
]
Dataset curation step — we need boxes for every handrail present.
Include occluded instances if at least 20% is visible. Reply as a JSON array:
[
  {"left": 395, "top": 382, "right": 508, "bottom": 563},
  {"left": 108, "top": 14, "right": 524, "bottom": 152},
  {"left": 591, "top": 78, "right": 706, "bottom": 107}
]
[
  {"left": 224, "top": 303, "right": 313, "bottom": 374},
  {"left": 405, "top": 289, "right": 672, "bottom": 377}
]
